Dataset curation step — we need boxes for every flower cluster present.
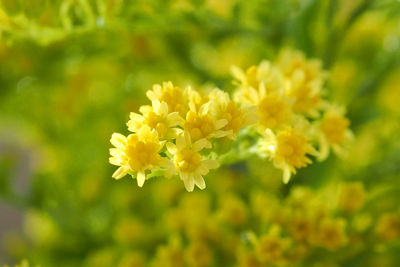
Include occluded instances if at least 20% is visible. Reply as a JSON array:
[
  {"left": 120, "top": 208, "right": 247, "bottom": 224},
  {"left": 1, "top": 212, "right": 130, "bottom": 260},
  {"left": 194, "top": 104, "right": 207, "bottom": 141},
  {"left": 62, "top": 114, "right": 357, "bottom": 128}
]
[
  {"left": 232, "top": 49, "right": 352, "bottom": 183},
  {"left": 109, "top": 82, "right": 256, "bottom": 191},
  {"left": 109, "top": 49, "right": 352, "bottom": 190}
]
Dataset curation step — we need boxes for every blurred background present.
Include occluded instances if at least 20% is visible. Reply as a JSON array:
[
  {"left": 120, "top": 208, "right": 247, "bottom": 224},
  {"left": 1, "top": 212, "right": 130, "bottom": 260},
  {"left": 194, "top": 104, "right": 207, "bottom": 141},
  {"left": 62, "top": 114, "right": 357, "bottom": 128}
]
[{"left": 0, "top": 0, "right": 400, "bottom": 266}]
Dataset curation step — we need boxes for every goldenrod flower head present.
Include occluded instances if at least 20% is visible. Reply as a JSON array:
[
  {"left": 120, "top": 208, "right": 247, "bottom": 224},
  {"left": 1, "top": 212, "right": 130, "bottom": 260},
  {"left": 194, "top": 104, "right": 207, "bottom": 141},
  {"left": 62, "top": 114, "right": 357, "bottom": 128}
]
[
  {"left": 276, "top": 48, "right": 324, "bottom": 85},
  {"left": 288, "top": 212, "right": 315, "bottom": 242},
  {"left": 317, "top": 105, "right": 352, "bottom": 161},
  {"left": 127, "top": 99, "right": 184, "bottom": 139},
  {"left": 185, "top": 241, "right": 213, "bottom": 267},
  {"left": 167, "top": 132, "right": 219, "bottom": 191},
  {"left": 376, "top": 213, "right": 400, "bottom": 241},
  {"left": 338, "top": 182, "right": 366, "bottom": 213},
  {"left": 209, "top": 89, "right": 258, "bottom": 138},
  {"left": 315, "top": 217, "right": 348, "bottom": 250},
  {"left": 287, "top": 80, "right": 324, "bottom": 117},
  {"left": 258, "top": 127, "right": 317, "bottom": 183},
  {"left": 109, "top": 126, "right": 168, "bottom": 187},
  {"left": 184, "top": 99, "right": 230, "bottom": 142},
  {"left": 255, "top": 225, "right": 291, "bottom": 264},
  {"left": 232, "top": 61, "right": 286, "bottom": 104},
  {"left": 146, "top": 81, "right": 188, "bottom": 117}
]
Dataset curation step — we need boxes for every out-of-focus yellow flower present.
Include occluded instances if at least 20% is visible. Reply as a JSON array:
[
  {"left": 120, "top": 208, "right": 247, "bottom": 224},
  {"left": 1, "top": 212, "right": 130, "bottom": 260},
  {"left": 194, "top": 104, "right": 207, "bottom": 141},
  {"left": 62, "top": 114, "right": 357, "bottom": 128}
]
[
  {"left": 109, "top": 126, "right": 169, "bottom": 187},
  {"left": 288, "top": 212, "right": 315, "bottom": 242},
  {"left": 314, "top": 217, "right": 348, "bottom": 250},
  {"left": 127, "top": 99, "right": 184, "bottom": 139},
  {"left": 255, "top": 225, "right": 291, "bottom": 264},
  {"left": 185, "top": 241, "right": 213, "bottom": 267},
  {"left": 152, "top": 237, "right": 185, "bottom": 267},
  {"left": 317, "top": 105, "right": 352, "bottom": 161},
  {"left": 276, "top": 49, "right": 325, "bottom": 117},
  {"left": 217, "top": 193, "right": 248, "bottom": 227},
  {"left": 167, "top": 132, "right": 219, "bottom": 191},
  {"left": 276, "top": 48, "right": 324, "bottom": 87},
  {"left": 146, "top": 81, "right": 188, "bottom": 117},
  {"left": 209, "top": 89, "right": 257, "bottom": 139},
  {"left": 376, "top": 213, "right": 400, "bottom": 241},
  {"left": 338, "top": 182, "right": 366, "bottom": 213},
  {"left": 258, "top": 127, "right": 317, "bottom": 183},
  {"left": 118, "top": 252, "right": 145, "bottom": 267},
  {"left": 237, "top": 250, "right": 262, "bottom": 267}
]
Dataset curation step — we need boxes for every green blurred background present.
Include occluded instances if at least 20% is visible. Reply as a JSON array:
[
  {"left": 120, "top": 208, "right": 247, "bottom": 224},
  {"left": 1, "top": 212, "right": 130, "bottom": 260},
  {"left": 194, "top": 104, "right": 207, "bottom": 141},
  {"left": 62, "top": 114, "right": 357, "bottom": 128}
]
[{"left": 1, "top": 0, "right": 400, "bottom": 266}]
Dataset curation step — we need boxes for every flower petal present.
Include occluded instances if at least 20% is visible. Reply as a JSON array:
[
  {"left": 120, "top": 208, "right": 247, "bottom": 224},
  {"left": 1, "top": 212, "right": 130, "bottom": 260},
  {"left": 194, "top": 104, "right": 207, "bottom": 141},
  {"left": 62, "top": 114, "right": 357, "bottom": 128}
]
[
  {"left": 137, "top": 171, "right": 146, "bottom": 187},
  {"left": 112, "top": 166, "right": 129, "bottom": 179},
  {"left": 110, "top": 133, "right": 127, "bottom": 149},
  {"left": 182, "top": 174, "right": 195, "bottom": 192},
  {"left": 166, "top": 142, "right": 177, "bottom": 154},
  {"left": 192, "top": 138, "right": 210, "bottom": 152},
  {"left": 194, "top": 174, "right": 206, "bottom": 190},
  {"left": 167, "top": 112, "right": 184, "bottom": 127}
]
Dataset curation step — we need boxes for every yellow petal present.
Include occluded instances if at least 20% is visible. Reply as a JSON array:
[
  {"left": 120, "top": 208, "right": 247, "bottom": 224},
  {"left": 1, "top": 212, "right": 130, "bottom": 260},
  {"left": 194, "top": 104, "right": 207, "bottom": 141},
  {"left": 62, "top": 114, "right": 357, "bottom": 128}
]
[
  {"left": 110, "top": 133, "right": 127, "bottom": 149},
  {"left": 137, "top": 171, "right": 146, "bottom": 187},
  {"left": 194, "top": 174, "right": 206, "bottom": 190},
  {"left": 112, "top": 166, "right": 129, "bottom": 179}
]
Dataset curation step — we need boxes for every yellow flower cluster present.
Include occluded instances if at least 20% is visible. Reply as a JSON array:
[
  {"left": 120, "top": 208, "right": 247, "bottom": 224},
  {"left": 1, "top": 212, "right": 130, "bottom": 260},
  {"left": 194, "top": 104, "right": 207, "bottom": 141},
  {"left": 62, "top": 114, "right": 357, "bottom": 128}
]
[
  {"left": 232, "top": 49, "right": 352, "bottom": 183},
  {"left": 110, "top": 48, "right": 352, "bottom": 190},
  {"left": 109, "top": 82, "right": 256, "bottom": 191},
  {"left": 242, "top": 182, "right": 369, "bottom": 266}
]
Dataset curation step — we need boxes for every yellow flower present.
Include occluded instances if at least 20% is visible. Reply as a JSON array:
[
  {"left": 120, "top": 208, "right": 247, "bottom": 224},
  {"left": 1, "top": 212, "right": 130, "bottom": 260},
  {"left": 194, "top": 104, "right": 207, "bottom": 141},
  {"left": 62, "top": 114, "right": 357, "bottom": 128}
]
[
  {"left": 276, "top": 48, "right": 324, "bottom": 86},
  {"left": 317, "top": 105, "right": 352, "bottom": 161},
  {"left": 232, "top": 62, "right": 291, "bottom": 132},
  {"left": 315, "top": 217, "right": 348, "bottom": 250},
  {"left": 276, "top": 49, "right": 325, "bottom": 117},
  {"left": 167, "top": 132, "right": 219, "bottom": 192},
  {"left": 232, "top": 61, "right": 286, "bottom": 104},
  {"left": 255, "top": 225, "right": 291, "bottom": 264},
  {"left": 146, "top": 81, "right": 188, "bottom": 117},
  {"left": 127, "top": 99, "right": 184, "bottom": 139},
  {"left": 376, "top": 213, "right": 400, "bottom": 241},
  {"left": 288, "top": 212, "right": 315, "bottom": 242},
  {"left": 209, "top": 89, "right": 258, "bottom": 139},
  {"left": 109, "top": 126, "right": 169, "bottom": 187},
  {"left": 185, "top": 241, "right": 213, "bottom": 267},
  {"left": 183, "top": 99, "right": 230, "bottom": 144},
  {"left": 258, "top": 127, "right": 317, "bottom": 183},
  {"left": 338, "top": 182, "right": 366, "bottom": 213}
]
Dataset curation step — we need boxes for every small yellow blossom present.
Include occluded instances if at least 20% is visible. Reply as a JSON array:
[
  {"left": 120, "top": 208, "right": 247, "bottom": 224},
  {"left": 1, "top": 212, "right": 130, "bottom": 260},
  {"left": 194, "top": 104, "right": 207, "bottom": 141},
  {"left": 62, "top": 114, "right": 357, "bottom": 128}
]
[
  {"left": 276, "top": 48, "right": 324, "bottom": 86},
  {"left": 288, "top": 212, "right": 315, "bottom": 242},
  {"left": 376, "top": 213, "right": 400, "bottom": 241},
  {"left": 317, "top": 105, "right": 352, "bottom": 161},
  {"left": 209, "top": 89, "right": 258, "bottom": 139},
  {"left": 255, "top": 225, "right": 291, "bottom": 264},
  {"left": 338, "top": 182, "right": 366, "bottom": 213},
  {"left": 183, "top": 100, "right": 230, "bottom": 143},
  {"left": 185, "top": 241, "right": 213, "bottom": 267},
  {"left": 315, "top": 217, "right": 348, "bottom": 250},
  {"left": 146, "top": 81, "right": 188, "bottom": 117},
  {"left": 258, "top": 127, "right": 317, "bottom": 183},
  {"left": 127, "top": 99, "right": 184, "bottom": 139},
  {"left": 109, "top": 126, "right": 169, "bottom": 187},
  {"left": 167, "top": 132, "right": 219, "bottom": 192},
  {"left": 276, "top": 49, "right": 325, "bottom": 117}
]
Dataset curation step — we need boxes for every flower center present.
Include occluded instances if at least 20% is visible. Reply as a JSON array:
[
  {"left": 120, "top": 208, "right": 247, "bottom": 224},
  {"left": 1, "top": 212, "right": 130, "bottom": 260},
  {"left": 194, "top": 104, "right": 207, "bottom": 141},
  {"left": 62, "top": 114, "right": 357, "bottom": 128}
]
[
  {"left": 185, "top": 111, "right": 214, "bottom": 140},
  {"left": 175, "top": 148, "right": 202, "bottom": 173},
  {"left": 144, "top": 111, "right": 168, "bottom": 138},
  {"left": 258, "top": 95, "right": 287, "bottom": 129},
  {"left": 320, "top": 116, "right": 349, "bottom": 144},
  {"left": 125, "top": 139, "right": 160, "bottom": 171},
  {"left": 276, "top": 131, "right": 309, "bottom": 168}
]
